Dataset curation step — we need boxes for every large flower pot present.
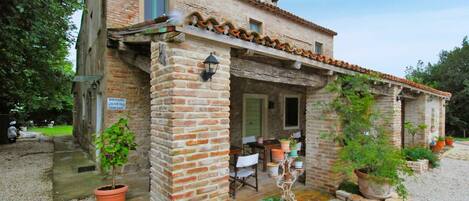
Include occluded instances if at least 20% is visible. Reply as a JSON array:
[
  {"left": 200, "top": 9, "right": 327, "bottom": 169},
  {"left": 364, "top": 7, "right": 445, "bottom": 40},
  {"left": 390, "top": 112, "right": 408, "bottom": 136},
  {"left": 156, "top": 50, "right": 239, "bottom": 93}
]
[
  {"left": 354, "top": 170, "right": 392, "bottom": 200},
  {"left": 436, "top": 140, "right": 445, "bottom": 150},
  {"left": 445, "top": 138, "right": 454, "bottom": 146},
  {"left": 280, "top": 140, "right": 290, "bottom": 152},
  {"left": 271, "top": 148, "right": 284, "bottom": 162},
  {"left": 95, "top": 185, "right": 128, "bottom": 201}
]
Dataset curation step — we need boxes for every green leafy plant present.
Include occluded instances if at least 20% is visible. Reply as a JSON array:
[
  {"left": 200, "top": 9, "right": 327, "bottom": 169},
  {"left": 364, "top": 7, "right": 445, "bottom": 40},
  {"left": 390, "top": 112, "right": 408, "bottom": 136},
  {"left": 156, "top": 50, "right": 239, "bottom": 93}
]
[
  {"left": 289, "top": 139, "right": 298, "bottom": 149},
  {"left": 261, "top": 196, "right": 282, "bottom": 201},
  {"left": 403, "top": 146, "right": 440, "bottom": 167},
  {"left": 446, "top": 136, "right": 454, "bottom": 140},
  {"left": 323, "top": 74, "right": 411, "bottom": 198},
  {"left": 404, "top": 122, "right": 427, "bottom": 146},
  {"left": 95, "top": 118, "right": 137, "bottom": 189},
  {"left": 437, "top": 136, "right": 445, "bottom": 142}
]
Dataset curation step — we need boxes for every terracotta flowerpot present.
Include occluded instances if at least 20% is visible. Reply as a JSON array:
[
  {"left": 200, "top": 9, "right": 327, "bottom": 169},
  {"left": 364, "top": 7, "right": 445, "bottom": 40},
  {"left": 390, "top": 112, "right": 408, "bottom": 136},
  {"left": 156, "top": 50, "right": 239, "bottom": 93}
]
[
  {"left": 280, "top": 140, "right": 290, "bottom": 152},
  {"left": 95, "top": 185, "right": 128, "bottom": 201},
  {"left": 445, "top": 138, "right": 454, "bottom": 146},
  {"left": 354, "top": 170, "right": 392, "bottom": 200},
  {"left": 271, "top": 148, "right": 284, "bottom": 162},
  {"left": 436, "top": 140, "right": 445, "bottom": 150}
]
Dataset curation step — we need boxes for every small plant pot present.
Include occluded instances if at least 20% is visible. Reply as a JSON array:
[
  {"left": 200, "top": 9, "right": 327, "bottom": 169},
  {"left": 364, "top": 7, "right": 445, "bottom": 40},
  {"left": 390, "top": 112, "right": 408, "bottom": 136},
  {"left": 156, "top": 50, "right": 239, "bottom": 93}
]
[
  {"left": 267, "top": 162, "right": 279, "bottom": 177},
  {"left": 445, "top": 138, "right": 454, "bottom": 146},
  {"left": 271, "top": 149, "right": 284, "bottom": 162},
  {"left": 289, "top": 149, "right": 298, "bottom": 157},
  {"left": 280, "top": 140, "right": 290, "bottom": 152},
  {"left": 294, "top": 161, "right": 303, "bottom": 169},
  {"left": 95, "top": 185, "right": 128, "bottom": 201}
]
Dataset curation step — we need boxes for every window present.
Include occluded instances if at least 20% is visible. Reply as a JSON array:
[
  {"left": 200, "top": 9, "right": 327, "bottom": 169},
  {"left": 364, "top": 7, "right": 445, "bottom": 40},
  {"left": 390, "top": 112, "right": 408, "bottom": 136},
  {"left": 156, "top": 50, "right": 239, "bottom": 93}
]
[
  {"left": 144, "top": 0, "right": 167, "bottom": 20},
  {"left": 284, "top": 95, "right": 300, "bottom": 129},
  {"left": 315, "top": 42, "right": 323, "bottom": 54},
  {"left": 249, "top": 19, "right": 262, "bottom": 33}
]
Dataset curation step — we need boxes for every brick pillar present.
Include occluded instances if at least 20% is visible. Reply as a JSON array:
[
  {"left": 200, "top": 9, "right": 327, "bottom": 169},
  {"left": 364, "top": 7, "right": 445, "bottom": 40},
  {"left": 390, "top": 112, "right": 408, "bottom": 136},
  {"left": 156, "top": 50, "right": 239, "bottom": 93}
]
[
  {"left": 149, "top": 37, "right": 231, "bottom": 201},
  {"left": 305, "top": 83, "right": 343, "bottom": 193},
  {"left": 374, "top": 86, "right": 402, "bottom": 147},
  {"left": 439, "top": 99, "right": 446, "bottom": 137}
]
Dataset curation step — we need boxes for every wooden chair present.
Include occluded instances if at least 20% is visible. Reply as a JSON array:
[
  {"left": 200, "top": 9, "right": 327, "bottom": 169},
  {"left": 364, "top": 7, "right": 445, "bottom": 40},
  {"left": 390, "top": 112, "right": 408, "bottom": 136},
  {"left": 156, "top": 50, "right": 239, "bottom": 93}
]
[{"left": 229, "top": 153, "right": 259, "bottom": 199}]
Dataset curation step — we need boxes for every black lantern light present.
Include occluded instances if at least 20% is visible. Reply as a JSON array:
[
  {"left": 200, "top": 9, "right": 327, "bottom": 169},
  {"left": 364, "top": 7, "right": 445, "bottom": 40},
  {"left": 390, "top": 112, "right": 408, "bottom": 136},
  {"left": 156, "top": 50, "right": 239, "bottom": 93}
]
[
  {"left": 396, "top": 90, "right": 404, "bottom": 102},
  {"left": 201, "top": 52, "right": 219, "bottom": 81}
]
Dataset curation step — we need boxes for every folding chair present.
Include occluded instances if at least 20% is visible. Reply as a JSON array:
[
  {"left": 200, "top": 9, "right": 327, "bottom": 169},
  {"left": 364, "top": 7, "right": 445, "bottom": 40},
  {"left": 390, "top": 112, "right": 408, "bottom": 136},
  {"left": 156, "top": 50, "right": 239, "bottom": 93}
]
[{"left": 229, "top": 153, "right": 259, "bottom": 199}]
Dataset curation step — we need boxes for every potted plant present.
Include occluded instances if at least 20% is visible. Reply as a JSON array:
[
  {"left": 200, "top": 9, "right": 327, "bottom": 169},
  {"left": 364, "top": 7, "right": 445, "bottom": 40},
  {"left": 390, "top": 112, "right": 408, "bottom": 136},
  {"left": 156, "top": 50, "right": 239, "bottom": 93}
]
[
  {"left": 323, "top": 75, "right": 411, "bottom": 200},
  {"left": 289, "top": 140, "right": 298, "bottom": 157},
  {"left": 445, "top": 136, "right": 454, "bottom": 146},
  {"left": 294, "top": 157, "right": 303, "bottom": 169},
  {"left": 434, "top": 136, "right": 445, "bottom": 152},
  {"left": 94, "top": 118, "right": 137, "bottom": 201},
  {"left": 279, "top": 137, "right": 291, "bottom": 152}
]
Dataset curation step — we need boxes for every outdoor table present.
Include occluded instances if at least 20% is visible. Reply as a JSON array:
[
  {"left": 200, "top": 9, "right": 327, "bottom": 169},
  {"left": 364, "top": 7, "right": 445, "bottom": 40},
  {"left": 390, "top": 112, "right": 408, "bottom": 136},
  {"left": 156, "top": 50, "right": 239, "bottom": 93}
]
[{"left": 247, "top": 139, "right": 281, "bottom": 172}]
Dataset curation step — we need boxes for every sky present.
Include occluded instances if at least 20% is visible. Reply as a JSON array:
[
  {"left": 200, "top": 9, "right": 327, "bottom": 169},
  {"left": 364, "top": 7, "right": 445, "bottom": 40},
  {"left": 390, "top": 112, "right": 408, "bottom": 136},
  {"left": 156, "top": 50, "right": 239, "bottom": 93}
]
[{"left": 68, "top": 0, "right": 469, "bottom": 77}]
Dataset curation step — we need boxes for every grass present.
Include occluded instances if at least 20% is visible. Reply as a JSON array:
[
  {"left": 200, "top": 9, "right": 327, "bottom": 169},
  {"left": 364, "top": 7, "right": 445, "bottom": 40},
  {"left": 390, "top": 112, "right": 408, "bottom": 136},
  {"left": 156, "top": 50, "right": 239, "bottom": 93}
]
[
  {"left": 454, "top": 137, "right": 469, "bottom": 142},
  {"left": 29, "top": 125, "right": 73, "bottom": 137}
]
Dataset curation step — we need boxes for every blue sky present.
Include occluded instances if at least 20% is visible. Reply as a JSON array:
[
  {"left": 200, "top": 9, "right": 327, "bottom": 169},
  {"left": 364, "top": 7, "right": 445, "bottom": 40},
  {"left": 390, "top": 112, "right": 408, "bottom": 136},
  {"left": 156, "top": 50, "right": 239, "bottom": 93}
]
[{"left": 68, "top": 0, "right": 469, "bottom": 77}]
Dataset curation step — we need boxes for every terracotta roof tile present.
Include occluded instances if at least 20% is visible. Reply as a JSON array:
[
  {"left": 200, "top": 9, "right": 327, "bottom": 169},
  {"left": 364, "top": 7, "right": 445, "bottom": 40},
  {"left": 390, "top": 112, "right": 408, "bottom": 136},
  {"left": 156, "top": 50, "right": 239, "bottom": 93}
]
[{"left": 186, "top": 12, "right": 451, "bottom": 97}]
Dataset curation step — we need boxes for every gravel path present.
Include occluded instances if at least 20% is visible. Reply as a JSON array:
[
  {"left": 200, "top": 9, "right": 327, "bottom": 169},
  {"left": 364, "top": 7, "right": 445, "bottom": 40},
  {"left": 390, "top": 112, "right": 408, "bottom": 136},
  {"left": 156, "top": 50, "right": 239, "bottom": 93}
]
[
  {"left": 0, "top": 139, "right": 54, "bottom": 201},
  {"left": 404, "top": 142, "right": 469, "bottom": 201}
]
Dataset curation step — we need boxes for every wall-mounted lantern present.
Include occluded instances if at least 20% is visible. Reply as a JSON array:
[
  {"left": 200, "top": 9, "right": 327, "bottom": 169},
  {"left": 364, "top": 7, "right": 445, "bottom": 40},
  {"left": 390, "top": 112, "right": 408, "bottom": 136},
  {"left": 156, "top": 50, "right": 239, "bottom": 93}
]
[
  {"left": 396, "top": 90, "right": 404, "bottom": 102},
  {"left": 201, "top": 52, "right": 219, "bottom": 81}
]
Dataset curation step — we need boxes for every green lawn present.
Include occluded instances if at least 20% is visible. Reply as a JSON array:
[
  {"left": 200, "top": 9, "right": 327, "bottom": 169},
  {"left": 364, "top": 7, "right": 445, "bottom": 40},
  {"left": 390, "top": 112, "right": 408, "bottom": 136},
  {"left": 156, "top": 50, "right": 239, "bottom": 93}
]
[
  {"left": 454, "top": 137, "right": 469, "bottom": 142},
  {"left": 29, "top": 125, "right": 73, "bottom": 137}
]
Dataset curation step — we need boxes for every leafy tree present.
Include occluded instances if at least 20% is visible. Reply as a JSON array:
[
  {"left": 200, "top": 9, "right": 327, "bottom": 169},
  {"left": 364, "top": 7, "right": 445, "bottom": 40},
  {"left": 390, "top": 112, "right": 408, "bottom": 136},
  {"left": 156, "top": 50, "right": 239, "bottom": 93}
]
[
  {"left": 406, "top": 37, "right": 469, "bottom": 136},
  {"left": 0, "top": 0, "right": 80, "bottom": 121}
]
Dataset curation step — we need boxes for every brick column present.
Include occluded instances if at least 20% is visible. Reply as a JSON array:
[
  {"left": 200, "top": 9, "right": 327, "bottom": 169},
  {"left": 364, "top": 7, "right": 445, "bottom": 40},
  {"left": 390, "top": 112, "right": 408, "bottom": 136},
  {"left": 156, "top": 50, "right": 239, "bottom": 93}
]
[
  {"left": 374, "top": 86, "right": 402, "bottom": 147},
  {"left": 439, "top": 99, "right": 446, "bottom": 137},
  {"left": 149, "top": 36, "right": 231, "bottom": 201},
  {"left": 305, "top": 83, "right": 343, "bottom": 193}
]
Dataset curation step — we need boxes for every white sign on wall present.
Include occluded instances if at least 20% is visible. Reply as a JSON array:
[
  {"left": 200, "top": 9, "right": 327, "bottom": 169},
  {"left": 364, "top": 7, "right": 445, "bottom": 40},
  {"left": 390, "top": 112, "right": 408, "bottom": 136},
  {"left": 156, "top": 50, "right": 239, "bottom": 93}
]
[{"left": 107, "top": 98, "right": 126, "bottom": 110}]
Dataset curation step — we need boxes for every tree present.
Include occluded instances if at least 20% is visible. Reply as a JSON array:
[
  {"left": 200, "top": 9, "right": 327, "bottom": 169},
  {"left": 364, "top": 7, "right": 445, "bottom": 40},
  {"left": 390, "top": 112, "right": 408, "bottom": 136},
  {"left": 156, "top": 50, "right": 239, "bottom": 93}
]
[
  {"left": 406, "top": 37, "right": 469, "bottom": 136},
  {"left": 0, "top": 0, "right": 80, "bottom": 121}
]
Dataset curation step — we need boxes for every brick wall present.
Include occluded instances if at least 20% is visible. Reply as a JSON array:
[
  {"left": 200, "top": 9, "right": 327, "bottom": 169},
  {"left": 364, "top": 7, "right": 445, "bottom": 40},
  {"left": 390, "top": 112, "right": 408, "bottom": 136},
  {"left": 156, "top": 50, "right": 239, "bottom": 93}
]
[
  {"left": 103, "top": 48, "right": 151, "bottom": 171},
  {"left": 305, "top": 83, "right": 343, "bottom": 193},
  {"left": 149, "top": 36, "right": 231, "bottom": 201},
  {"left": 106, "top": 0, "right": 140, "bottom": 28},
  {"left": 403, "top": 94, "right": 427, "bottom": 146}
]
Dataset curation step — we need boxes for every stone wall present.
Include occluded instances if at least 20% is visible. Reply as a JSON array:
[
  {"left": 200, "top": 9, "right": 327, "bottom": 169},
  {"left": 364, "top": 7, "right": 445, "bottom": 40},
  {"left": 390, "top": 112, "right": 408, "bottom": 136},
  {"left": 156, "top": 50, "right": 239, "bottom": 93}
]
[
  {"left": 149, "top": 36, "right": 231, "bottom": 200},
  {"left": 229, "top": 76, "right": 306, "bottom": 146},
  {"left": 305, "top": 83, "right": 343, "bottom": 193},
  {"left": 403, "top": 95, "right": 427, "bottom": 146},
  {"left": 171, "top": 0, "right": 335, "bottom": 56},
  {"left": 73, "top": 0, "right": 107, "bottom": 153},
  {"left": 103, "top": 48, "right": 152, "bottom": 171}
]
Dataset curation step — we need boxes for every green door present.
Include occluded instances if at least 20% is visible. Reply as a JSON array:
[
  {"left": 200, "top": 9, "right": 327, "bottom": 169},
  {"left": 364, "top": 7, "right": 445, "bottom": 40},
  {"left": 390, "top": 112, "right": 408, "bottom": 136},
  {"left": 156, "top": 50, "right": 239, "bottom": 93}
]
[{"left": 245, "top": 98, "right": 263, "bottom": 137}]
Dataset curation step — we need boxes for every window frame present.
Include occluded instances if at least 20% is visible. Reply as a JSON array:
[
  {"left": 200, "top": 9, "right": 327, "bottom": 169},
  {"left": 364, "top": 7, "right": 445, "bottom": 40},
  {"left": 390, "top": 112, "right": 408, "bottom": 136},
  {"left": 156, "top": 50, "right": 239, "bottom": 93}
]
[
  {"left": 249, "top": 18, "right": 263, "bottom": 34},
  {"left": 315, "top": 41, "right": 323, "bottom": 55},
  {"left": 142, "top": 0, "right": 168, "bottom": 21},
  {"left": 283, "top": 94, "right": 301, "bottom": 130}
]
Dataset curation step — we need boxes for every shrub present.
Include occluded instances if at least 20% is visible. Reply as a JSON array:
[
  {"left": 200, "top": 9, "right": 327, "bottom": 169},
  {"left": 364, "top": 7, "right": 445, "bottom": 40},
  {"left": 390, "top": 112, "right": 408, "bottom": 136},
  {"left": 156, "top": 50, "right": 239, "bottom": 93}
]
[{"left": 403, "top": 147, "right": 440, "bottom": 167}]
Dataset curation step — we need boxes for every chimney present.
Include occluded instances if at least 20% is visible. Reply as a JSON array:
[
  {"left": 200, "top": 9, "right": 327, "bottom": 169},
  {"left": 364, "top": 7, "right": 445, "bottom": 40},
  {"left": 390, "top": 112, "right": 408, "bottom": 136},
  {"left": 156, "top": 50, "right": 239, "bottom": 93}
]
[{"left": 259, "top": 0, "right": 279, "bottom": 6}]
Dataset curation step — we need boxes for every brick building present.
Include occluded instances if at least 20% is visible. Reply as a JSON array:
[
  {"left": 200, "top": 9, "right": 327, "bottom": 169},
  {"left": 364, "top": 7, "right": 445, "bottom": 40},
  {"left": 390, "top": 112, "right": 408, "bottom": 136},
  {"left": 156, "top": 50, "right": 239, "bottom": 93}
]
[{"left": 73, "top": 0, "right": 451, "bottom": 200}]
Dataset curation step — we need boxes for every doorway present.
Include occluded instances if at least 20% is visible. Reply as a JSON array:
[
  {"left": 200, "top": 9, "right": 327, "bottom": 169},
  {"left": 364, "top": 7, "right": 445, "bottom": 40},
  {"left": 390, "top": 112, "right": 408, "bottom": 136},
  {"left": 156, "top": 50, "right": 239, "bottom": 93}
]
[{"left": 243, "top": 94, "right": 268, "bottom": 138}]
